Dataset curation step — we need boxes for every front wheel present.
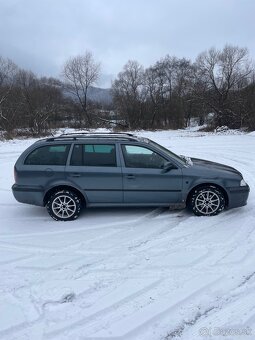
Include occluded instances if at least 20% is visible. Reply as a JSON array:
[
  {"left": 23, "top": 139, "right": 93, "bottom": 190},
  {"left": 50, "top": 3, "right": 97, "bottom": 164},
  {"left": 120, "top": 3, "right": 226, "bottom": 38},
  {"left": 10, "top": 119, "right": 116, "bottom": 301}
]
[
  {"left": 190, "top": 186, "right": 225, "bottom": 216},
  {"left": 46, "top": 190, "right": 82, "bottom": 221}
]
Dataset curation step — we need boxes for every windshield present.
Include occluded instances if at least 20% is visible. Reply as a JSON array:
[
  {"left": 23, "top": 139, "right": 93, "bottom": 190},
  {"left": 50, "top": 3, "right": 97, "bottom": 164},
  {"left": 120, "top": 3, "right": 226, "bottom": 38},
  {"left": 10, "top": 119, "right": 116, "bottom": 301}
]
[{"left": 148, "top": 140, "right": 187, "bottom": 166}]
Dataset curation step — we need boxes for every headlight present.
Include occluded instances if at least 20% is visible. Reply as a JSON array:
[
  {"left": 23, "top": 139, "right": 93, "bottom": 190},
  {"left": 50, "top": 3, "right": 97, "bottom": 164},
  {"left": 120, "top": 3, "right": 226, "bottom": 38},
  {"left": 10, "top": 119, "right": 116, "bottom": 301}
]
[{"left": 240, "top": 179, "right": 248, "bottom": 186}]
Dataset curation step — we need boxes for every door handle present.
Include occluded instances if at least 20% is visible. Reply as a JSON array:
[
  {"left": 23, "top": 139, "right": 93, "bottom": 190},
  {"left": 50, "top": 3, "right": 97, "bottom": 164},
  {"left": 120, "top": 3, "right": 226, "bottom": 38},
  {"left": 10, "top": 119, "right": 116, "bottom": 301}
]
[
  {"left": 126, "top": 174, "right": 135, "bottom": 179},
  {"left": 70, "top": 173, "right": 81, "bottom": 177}
]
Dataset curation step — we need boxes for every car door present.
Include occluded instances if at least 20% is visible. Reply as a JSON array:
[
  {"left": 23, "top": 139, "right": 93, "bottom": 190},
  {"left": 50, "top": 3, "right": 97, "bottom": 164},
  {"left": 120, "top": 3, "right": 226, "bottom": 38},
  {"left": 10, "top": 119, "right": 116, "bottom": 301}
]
[
  {"left": 66, "top": 143, "right": 123, "bottom": 204},
  {"left": 22, "top": 143, "right": 71, "bottom": 188},
  {"left": 120, "top": 144, "right": 183, "bottom": 204}
]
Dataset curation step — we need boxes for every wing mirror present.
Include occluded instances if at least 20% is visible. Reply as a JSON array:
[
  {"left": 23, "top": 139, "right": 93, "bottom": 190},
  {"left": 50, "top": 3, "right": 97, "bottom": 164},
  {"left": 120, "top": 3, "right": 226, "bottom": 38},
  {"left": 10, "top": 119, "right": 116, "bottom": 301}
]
[{"left": 161, "top": 162, "right": 178, "bottom": 173}]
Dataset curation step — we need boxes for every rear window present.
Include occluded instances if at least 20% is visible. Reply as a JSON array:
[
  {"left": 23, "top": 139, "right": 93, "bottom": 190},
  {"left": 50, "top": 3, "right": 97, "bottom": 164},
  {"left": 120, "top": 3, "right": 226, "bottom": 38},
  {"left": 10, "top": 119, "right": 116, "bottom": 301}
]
[
  {"left": 25, "top": 145, "right": 70, "bottom": 165},
  {"left": 70, "top": 144, "right": 116, "bottom": 167}
]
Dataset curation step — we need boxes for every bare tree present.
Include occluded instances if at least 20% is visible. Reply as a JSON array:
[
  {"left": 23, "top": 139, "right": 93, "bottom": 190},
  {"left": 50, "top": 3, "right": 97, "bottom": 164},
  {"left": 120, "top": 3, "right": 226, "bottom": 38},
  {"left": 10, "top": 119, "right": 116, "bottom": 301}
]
[
  {"left": 62, "top": 51, "right": 101, "bottom": 127},
  {"left": 194, "top": 45, "right": 253, "bottom": 127},
  {"left": 112, "top": 60, "right": 145, "bottom": 128},
  {"left": 0, "top": 57, "right": 17, "bottom": 100},
  {"left": 0, "top": 57, "right": 19, "bottom": 136},
  {"left": 143, "top": 57, "right": 193, "bottom": 128},
  {"left": 17, "top": 70, "right": 62, "bottom": 135},
  {"left": 144, "top": 66, "right": 159, "bottom": 127}
]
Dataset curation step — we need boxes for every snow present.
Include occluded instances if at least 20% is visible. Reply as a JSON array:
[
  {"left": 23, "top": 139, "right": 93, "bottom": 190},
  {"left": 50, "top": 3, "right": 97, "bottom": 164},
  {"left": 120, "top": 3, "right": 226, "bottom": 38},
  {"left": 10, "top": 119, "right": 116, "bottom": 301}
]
[{"left": 0, "top": 129, "right": 255, "bottom": 340}]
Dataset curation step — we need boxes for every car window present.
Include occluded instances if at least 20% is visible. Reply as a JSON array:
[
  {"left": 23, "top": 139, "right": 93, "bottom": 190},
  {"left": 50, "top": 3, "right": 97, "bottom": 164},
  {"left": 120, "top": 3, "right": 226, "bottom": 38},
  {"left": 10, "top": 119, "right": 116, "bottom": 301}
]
[
  {"left": 122, "top": 145, "right": 167, "bottom": 169},
  {"left": 25, "top": 145, "right": 70, "bottom": 165},
  {"left": 70, "top": 144, "right": 117, "bottom": 167},
  {"left": 148, "top": 140, "right": 186, "bottom": 166},
  {"left": 84, "top": 145, "right": 114, "bottom": 153}
]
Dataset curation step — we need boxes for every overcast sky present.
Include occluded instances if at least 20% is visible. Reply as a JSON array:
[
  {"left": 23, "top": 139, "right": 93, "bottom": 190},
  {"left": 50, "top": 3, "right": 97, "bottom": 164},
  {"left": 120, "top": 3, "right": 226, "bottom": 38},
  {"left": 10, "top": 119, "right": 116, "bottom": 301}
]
[{"left": 1, "top": 0, "right": 254, "bottom": 87}]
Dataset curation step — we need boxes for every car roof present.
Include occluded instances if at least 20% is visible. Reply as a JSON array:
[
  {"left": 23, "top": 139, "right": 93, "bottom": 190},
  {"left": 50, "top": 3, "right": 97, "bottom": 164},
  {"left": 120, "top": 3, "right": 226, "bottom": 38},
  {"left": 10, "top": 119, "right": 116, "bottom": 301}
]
[{"left": 37, "top": 132, "right": 149, "bottom": 143}]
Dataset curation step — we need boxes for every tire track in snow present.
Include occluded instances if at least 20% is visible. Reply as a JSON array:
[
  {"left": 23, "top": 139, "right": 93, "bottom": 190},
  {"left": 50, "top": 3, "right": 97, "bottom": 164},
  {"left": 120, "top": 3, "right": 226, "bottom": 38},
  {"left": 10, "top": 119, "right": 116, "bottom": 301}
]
[
  {"left": 1, "top": 133, "right": 255, "bottom": 340},
  {"left": 50, "top": 275, "right": 222, "bottom": 340}
]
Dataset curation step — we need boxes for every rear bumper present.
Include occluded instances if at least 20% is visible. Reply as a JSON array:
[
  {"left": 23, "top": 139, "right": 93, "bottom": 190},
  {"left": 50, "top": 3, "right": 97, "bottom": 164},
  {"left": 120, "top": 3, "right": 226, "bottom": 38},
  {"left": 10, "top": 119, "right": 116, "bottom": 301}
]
[
  {"left": 12, "top": 184, "right": 44, "bottom": 206},
  {"left": 227, "top": 185, "right": 250, "bottom": 209}
]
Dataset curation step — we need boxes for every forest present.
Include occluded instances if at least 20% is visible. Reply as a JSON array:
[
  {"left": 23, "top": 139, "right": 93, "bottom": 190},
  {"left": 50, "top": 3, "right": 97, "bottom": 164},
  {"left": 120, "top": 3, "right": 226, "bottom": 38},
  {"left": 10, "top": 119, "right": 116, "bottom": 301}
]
[{"left": 1, "top": 45, "right": 255, "bottom": 139}]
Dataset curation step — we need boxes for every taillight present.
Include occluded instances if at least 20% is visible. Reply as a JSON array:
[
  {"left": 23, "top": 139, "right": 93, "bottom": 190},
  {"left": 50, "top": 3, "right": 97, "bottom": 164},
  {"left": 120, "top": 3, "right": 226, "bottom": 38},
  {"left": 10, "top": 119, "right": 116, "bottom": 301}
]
[{"left": 14, "top": 166, "right": 17, "bottom": 183}]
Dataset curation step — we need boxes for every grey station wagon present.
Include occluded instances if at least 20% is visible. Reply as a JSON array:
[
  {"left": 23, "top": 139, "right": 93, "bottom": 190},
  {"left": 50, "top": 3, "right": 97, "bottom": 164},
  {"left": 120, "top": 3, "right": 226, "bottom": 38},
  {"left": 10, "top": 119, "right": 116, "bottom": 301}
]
[{"left": 12, "top": 133, "right": 250, "bottom": 221}]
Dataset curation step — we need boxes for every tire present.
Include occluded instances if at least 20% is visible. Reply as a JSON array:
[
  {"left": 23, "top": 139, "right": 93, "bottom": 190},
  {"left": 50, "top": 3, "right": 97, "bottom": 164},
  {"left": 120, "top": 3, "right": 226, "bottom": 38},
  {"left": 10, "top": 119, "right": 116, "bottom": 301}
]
[
  {"left": 190, "top": 186, "right": 225, "bottom": 216},
  {"left": 46, "top": 190, "right": 82, "bottom": 221}
]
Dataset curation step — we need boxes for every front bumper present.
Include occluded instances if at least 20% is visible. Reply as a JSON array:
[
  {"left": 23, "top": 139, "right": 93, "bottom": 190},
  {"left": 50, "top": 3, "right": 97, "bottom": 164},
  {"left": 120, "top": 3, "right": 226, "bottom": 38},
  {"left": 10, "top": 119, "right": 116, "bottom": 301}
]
[
  {"left": 227, "top": 185, "right": 250, "bottom": 209},
  {"left": 12, "top": 184, "right": 44, "bottom": 206}
]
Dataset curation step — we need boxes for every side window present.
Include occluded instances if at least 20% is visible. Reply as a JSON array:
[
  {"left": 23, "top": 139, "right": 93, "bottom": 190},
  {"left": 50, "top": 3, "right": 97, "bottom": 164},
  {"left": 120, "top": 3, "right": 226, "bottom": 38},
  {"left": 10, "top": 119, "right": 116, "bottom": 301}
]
[
  {"left": 122, "top": 145, "right": 167, "bottom": 169},
  {"left": 70, "top": 144, "right": 117, "bottom": 167},
  {"left": 25, "top": 145, "right": 70, "bottom": 165}
]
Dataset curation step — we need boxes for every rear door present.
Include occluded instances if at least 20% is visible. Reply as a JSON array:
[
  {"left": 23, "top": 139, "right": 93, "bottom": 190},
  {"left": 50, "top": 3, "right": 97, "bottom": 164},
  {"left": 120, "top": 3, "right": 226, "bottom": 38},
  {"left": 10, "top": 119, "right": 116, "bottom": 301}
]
[
  {"left": 120, "top": 144, "right": 183, "bottom": 204},
  {"left": 66, "top": 143, "right": 123, "bottom": 204},
  {"left": 21, "top": 143, "right": 71, "bottom": 188}
]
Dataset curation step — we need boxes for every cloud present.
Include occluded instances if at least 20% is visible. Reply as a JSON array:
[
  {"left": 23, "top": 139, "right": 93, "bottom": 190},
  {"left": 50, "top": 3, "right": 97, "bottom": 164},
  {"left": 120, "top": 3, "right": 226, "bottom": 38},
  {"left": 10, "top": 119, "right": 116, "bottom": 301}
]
[{"left": 0, "top": 0, "right": 254, "bottom": 87}]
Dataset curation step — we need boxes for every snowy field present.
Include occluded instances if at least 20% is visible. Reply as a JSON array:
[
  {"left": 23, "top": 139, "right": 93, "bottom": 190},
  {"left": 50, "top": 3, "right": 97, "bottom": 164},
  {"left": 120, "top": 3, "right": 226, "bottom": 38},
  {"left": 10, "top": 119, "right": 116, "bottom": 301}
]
[{"left": 0, "top": 129, "right": 255, "bottom": 340}]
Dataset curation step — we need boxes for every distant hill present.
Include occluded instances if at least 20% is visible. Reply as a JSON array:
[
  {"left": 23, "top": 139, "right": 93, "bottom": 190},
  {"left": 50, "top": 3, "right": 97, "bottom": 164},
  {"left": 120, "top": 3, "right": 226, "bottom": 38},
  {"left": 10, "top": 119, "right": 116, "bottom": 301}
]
[
  {"left": 62, "top": 84, "right": 112, "bottom": 106},
  {"left": 87, "top": 86, "right": 112, "bottom": 105},
  {"left": 40, "top": 78, "right": 113, "bottom": 106}
]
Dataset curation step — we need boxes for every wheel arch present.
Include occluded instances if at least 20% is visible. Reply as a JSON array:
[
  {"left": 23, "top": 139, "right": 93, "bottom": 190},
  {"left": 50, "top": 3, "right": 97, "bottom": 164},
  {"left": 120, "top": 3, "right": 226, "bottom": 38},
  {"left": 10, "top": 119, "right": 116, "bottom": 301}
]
[
  {"left": 43, "top": 185, "right": 86, "bottom": 207},
  {"left": 186, "top": 183, "right": 229, "bottom": 207}
]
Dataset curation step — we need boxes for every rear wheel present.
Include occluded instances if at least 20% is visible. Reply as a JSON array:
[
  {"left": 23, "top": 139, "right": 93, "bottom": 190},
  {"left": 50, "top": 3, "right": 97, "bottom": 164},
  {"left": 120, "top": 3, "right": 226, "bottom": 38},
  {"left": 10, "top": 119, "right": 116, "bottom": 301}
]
[
  {"left": 190, "top": 186, "right": 225, "bottom": 216},
  {"left": 46, "top": 190, "right": 82, "bottom": 221}
]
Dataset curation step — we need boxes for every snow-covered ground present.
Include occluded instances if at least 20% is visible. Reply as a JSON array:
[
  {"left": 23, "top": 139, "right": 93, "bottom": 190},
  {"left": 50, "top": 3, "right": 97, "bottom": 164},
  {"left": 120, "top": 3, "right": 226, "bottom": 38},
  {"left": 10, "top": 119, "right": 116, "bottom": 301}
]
[{"left": 0, "top": 129, "right": 255, "bottom": 340}]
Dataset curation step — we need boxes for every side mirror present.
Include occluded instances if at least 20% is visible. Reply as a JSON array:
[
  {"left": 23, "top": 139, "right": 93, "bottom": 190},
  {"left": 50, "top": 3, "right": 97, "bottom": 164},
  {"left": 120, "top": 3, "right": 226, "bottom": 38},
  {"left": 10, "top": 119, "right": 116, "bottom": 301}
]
[{"left": 161, "top": 162, "right": 178, "bottom": 173}]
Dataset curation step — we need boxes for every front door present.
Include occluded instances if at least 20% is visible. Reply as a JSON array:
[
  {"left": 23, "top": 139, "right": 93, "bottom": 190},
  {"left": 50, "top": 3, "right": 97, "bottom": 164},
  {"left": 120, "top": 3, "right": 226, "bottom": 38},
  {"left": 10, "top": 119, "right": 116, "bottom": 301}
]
[{"left": 120, "top": 144, "right": 183, "bottom": 204}]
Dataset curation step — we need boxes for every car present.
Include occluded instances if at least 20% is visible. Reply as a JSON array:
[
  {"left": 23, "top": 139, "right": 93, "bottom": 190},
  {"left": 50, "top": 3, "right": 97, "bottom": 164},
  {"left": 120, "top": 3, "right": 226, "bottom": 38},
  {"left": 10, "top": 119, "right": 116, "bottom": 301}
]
[{"left": 12, "top": 132, "right": 250, "bottom": 221}]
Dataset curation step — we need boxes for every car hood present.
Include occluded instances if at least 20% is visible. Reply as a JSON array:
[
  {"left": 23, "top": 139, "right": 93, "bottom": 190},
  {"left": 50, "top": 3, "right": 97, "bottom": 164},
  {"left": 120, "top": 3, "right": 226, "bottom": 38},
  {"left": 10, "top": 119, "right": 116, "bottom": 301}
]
[{"left": 190, "top": 158, "right": 242, "bottom": 177}]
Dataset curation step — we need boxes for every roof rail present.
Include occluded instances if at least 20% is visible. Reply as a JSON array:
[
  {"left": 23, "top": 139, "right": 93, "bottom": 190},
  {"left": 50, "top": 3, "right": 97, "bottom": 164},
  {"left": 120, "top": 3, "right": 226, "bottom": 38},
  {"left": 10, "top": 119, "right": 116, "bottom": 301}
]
[
  {"left": 60, "top": 132, "right": 135, "bottom": 137},
  {"left": 45, "top": 132, "right": 139, "bottom": 142}
]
